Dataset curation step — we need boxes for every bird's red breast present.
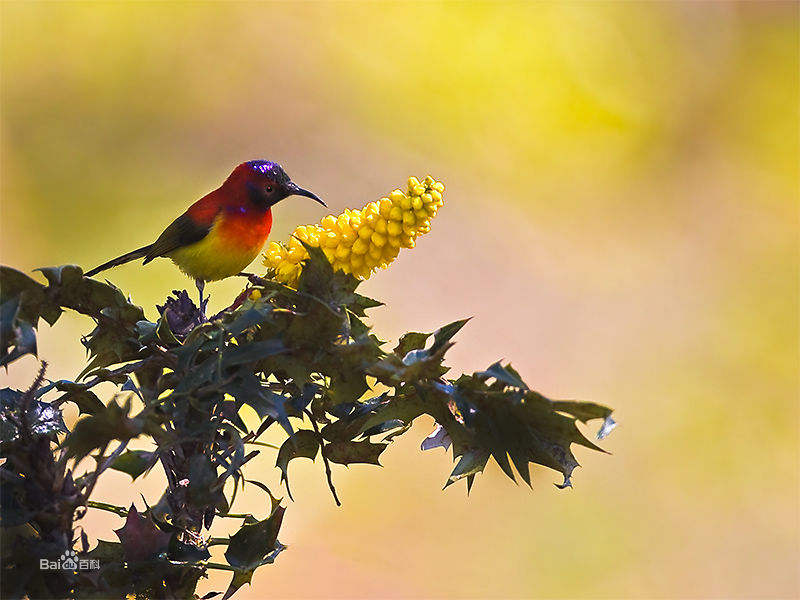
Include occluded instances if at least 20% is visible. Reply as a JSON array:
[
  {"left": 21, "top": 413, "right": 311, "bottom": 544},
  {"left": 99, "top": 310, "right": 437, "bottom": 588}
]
[
  {"left": 168, "top": 172, "right": 274, "bottom": 281},
  {"left": 186, "top": 188, "right": 273, "bottom": 252}
]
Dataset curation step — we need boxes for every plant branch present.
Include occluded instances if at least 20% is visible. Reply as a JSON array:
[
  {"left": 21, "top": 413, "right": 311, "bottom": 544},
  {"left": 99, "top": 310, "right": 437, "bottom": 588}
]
[
  {"left": 305, "top": 409, "right": 340, "bottom": 507},
  {"left": 86, "top": 500, "right": 129, "bottom": 517}
]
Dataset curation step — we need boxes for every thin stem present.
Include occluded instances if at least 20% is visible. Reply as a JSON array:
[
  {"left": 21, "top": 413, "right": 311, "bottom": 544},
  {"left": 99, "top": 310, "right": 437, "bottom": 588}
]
[
  {"left": 207, "top": 537, "right": 229, "bottom": 546},
  {"left": 305, "top": 409, "right": 341, "bottom": 507},
  {"left": 244, "top": 440, "right": 280, "bottom": 450},
  {"left": 82, "top": 440, "right": 128, "bottom": 501},
  {"left": 203, "top": 562, "right": 239, "bottom": 572},
  {"left": 86, "top": 500, "right": 129, "bottom": 517}
]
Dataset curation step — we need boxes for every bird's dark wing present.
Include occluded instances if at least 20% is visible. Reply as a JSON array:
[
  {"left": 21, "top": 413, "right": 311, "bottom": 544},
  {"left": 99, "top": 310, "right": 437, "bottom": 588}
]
[{"left": 143, "top": 212, "right": 213, "bottom": 263}]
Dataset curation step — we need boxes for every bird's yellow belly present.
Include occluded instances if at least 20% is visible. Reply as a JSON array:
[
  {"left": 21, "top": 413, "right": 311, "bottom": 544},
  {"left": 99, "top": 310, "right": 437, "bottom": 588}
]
[{"left": 168, "top": 227, "right": 262, "bottom": 282}]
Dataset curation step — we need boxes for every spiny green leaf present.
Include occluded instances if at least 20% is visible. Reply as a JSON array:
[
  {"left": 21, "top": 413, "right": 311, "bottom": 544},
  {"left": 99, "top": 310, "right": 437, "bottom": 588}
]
[
  {"left": 432, "top": 372, "right": 613, "bottom": 489},
  {"left": 54, "top": 388, "right": 105, "bottom": 415},
  {"left": 0, "top": 305, "right": 37, "bottom": 367},
  {"left": 222, "top": 569, "right": 256, "bottom": 600},
  {"left": 156, "top": 313, "right": 180, "bottom": 346},
  {"left": 64, "top": 398, "right": 141, "bottom": 460},
  {"left": 322, "top": 439, "right": 387, "bottom": 466},
  {"left": 327, "top": 370, "right": 369, "bottom": 406},
  {"left": 113, "top": 505, "right": 171, "bottom": 562},
  {"left": 108, "top": 450, "right": 157, "bottom": 481},
  {"left": 360, "top": 419, "right": 404, "bottom": 438},
  {"left": 0, "top": 266, "right": 56, "bottom": 325},
  {"left": 221, "top": 339, "right": 285, "bottom": 368},
  {"left": 224, "top": 506, "right": 285, "bottom": 570},
  {"left": 477, "top": 361, "right": 529, "bottom": 390},
  {"left": 445, "top": 448, "right": 490, "bottom": 488},
  {"left": 238, "top": 387, "right": 292, "bottom": 436},
  {"left": 276, "top": 430, "right": 319, "bottom": 499},
  {"left": 394, "top": 331, "right": 431, "bottom": 356},
  {"left": 135, "top": 319, "right": 158, "bottom": 344},
  {"left": 224, "top": 305, "right": 272, "bottom": 337},
  {"left": 430, "top": 318, "right": 470, "bottom": 354},
  {"left": 86, "top": 539, "right": 125, "bottom": 563},
  {"left": 551, "top": 400, "right": 613, "bottom": 423}
]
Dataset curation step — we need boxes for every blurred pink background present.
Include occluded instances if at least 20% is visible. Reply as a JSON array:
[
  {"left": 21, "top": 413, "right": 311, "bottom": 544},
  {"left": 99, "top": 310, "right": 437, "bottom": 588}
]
[{"left": 1, "top": 2, "right": 797, "bottom": 598}]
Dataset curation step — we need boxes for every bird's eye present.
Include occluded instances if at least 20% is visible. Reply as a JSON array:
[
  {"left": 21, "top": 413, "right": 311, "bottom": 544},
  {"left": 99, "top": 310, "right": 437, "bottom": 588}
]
[{"left": 266, "top": 186, "right": 273, "bottom": 193}]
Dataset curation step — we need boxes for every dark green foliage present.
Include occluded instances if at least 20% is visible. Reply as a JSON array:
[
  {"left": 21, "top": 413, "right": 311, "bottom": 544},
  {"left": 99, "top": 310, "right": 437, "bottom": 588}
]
[{"left": 0, "top": 253, "right": 614, "bottom": 599}]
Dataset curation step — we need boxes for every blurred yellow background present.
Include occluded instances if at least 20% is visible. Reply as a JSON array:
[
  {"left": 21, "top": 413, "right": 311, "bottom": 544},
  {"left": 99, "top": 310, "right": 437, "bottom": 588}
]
[{"left": 1, "top": 1, "right": 797, "bottom": 598}]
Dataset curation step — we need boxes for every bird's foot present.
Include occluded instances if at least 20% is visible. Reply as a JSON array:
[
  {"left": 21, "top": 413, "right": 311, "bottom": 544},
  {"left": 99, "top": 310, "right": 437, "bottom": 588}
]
[{"left": 195, "top": 279, "right": 209, "bottom": 321}]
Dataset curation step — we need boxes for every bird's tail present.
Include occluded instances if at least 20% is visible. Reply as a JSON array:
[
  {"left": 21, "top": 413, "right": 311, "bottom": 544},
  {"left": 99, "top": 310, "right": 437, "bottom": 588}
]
[{"left": 84, "top": 245, "right": 153, "bottom": 278}]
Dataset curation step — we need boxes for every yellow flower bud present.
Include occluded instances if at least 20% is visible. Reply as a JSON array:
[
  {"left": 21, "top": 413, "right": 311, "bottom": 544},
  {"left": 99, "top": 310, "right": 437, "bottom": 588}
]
[
  {"left": 335, "top": 244, "right": 350, "bottom": 260},
  {"left": 368, "top": 245, "right": 383, "bottom": 261},
  {"left": 378, "top": 198, "right": 393, "bottom": 218},
  {"left": 387, "top": 221, "right": 403, "bottom": 237},
  {"left": 350, "top": 253, "right": 364, "bottom": 268},
  {"left": 352, "top": 238, "right": 369, "bottom": 255},
  {"left": 277, "top": 263, "right": 296, "bottom": 280},
  {"left": 322, "top": 232, "right": 340, "bottom": 248},
  {"left": 383, "top": 244, "right": 400, "bottom": 261},
  {"left": 401, "top": 235, "right": 415, "bottom": 248},
  {"left": 370, "top": 231, "right": 387, "bottom": 247}
]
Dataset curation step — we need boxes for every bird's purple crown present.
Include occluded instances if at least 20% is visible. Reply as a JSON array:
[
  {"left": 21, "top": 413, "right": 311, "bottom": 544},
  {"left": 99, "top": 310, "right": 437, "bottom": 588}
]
[{"left": 246, "top": 160, "right": 289, "bottom": 184}]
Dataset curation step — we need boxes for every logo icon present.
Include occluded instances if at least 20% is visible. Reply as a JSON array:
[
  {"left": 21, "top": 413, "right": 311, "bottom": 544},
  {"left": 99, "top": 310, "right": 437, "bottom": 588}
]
[
  {"left": 39, "top": 549, "right": 99, "bottom": 571},
  {"left": 61, "top": 550, "right": 78, "bottom": 570}
]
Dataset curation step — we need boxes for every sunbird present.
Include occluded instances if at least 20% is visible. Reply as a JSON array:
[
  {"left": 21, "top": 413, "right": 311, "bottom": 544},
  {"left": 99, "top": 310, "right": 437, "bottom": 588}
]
[{"left": 85, "top": 160, "right": 325, "bottom": 312}]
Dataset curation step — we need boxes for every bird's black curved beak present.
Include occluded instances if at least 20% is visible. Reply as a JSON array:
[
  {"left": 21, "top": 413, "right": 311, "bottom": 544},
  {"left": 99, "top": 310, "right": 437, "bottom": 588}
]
[{"left": 286, "top": 181, "right": 326, "bottom": 207}]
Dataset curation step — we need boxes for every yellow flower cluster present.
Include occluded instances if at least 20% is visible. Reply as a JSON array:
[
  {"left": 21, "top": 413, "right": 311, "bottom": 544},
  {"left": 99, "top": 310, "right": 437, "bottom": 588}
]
[{"left": 263, "top": 176, "right": 444, "bottom": 287}]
